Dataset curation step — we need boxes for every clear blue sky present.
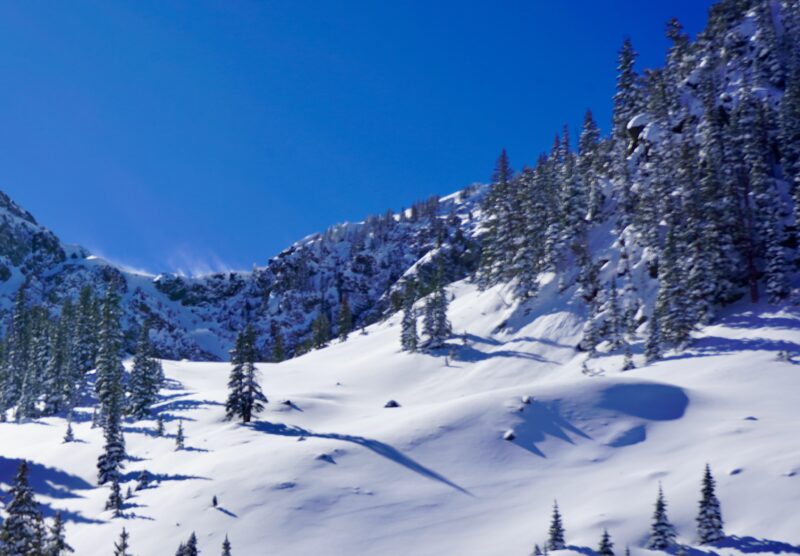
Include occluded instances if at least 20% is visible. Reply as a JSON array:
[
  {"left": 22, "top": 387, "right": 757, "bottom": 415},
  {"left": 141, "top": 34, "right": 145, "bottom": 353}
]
[{"left": 0, "top": 1, "right": 714, "bottom": 275}]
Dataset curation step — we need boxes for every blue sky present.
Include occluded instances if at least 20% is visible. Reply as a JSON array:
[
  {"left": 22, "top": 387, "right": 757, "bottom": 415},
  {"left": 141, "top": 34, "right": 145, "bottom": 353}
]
[{"left": 0, "top": 1, "right": 714, "bottom": 275}]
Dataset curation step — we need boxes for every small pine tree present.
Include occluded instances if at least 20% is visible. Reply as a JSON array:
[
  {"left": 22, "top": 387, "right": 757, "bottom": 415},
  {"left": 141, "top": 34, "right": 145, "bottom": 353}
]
[
  {"left": 648, "top": 485, "right": 676, "bottom": 550},
  {"left": 127, "top": 324, "right": 163, "bottom": 421},
  {"left": 533, "top": 544, "right": 543, "bottom": 556},
  {"left": 136, "top": 470, "right": 150, "bottom": 491},
  {"left": 63, "top": 421, "right": 75, "bottom": 443},
  {"left": 46, "top": 511, "right": 74, "bottom": 555},
  {"left": 105, "top": 475, "right": 124, "bottom": 517},
  {"left": 696, "top": 464, "right": 724, "bottom": 544},
  {"left": 547, "top": 500, "right": 566, "bottom": 551},
  {"left": 156, "top": 414, "right": 165, "bottom": 437},
  {"left": 213, "top": 495, "right": 218, "bottom": 507},
  {"left": 598, "top": 529, "right": 614, "bottom": 556},
  {"left": 644, "top": 315, "right": 662, "bottom": 363},
  {"left": 114, "top": 528, "right": 131, "bottom": 556},
  {"left": 175, "top": 420, "right": 185, "bottom": 450},
  {"left": 622, "top": 342, "right": 635, "bottom": 371},
  {"left": 222, "top": 535, "right": 232, "bottom": 556},
  {"left": 176, "top": 532, "right": 198, "bottom": 556}
]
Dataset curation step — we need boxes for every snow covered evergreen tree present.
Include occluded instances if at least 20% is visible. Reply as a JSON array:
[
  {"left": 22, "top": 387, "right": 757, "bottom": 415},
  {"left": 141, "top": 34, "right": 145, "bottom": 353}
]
[
  {"left": 95, "top": 286, "right": 124, "bottom": 427},
  {"left": 598, "top": 529, "right": 614, "bottom": 556},
  {"left": 337, "top": 296, "right": 353, "bottom": 341},
  {"left": 696, "top": 464, "right": 724, "bottom": 544},
  {"left": 127, "top": 324, "right": 163, "bottom": 420},
  {"left": 222, "top": 535, "right": 232, "bottom": 556},
  {"left": 176, "top": 420, "right": 185, "bottom": 450},
  {"left": 648, "top": 485, "right": 677, "bottom": 550},
  {"left": 547, "top": 500, "right": 566, "bottom": 551},
  {"left": 423, "top": 258, "right": 451, "bottom": 349},
  {"left": 176, "top": 532, "right": 198, "bottom": 556},
  {"left": 400, "top": 286, "right": 419, "bottom": 353},
  {"left": 113, "top": 528, "right": 131, "bottom": 556},
  {"left": 0, "top": 461, "right": 43, "bottom": 555},
  {"left": 225, "top": 324, "right": 267, "bottom": 423},
  {"left": 45, "top": 511, "right": 73, "bottom": 556}
]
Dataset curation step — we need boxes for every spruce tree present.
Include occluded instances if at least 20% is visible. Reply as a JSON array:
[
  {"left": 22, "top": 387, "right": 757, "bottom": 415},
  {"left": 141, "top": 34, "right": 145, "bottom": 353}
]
[
  {"left": 105, "top": 474, "right": 124, "bottom": 517},
  {"left": 95, "top": 286, "right": 124, "bottom": 427},
  {"left": 337, "top": 296, "right": 353, "bottom": 341},
  {"left": 696, "top": 464, "right": 724, "bottom": 544},
  {"left": 270, "top": 321, "right": 285, "bottom": 363},
  {"left": 127, "top": 324, "right": 163, "bottom": 421},
  {"left": 222, "top": 535, "right": 232, "bottom": 556},
  {"left": 46, "top": 511, "right": 73, "bottom": 555},
  {"left": 63, "top": 421, "right": 74, "bottom": 443},
  {"left": 176, "top": 420, "right": 185, "bottom": 450},
  {"left": 648, "top": 485, "right": 676, "bottom": 550},
  {"left": 96, "top": 389, "right": 126, "bottom": 486},
  {"left": 225, "top": 325, "right": 267, "bottom": 423},
  {"left": 176, "top": 532, "right": 198, "bottom": 556},
  {"left": 0, "top": 460, "right": 43, "bottom": 555},
  {"left": 114, "top": 528, "right": 131, "bottom": 556},
  {"left": 598, "top": 529, "right": 614, "bottom": 556},
  {"left": 156, "top": 414, "right": 165, "bottom": 437},
  {"left": 400, "top": 287, "right": 418, "bottom": 353},
  {"left": 547, "top": 500, "right": 566, "bottom": 551}
]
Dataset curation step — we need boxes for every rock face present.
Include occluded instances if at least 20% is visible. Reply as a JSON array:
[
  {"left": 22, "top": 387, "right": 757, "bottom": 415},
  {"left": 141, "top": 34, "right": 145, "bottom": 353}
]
[{"left": 0, "top": 187, "right": 485, "bottom": 361}]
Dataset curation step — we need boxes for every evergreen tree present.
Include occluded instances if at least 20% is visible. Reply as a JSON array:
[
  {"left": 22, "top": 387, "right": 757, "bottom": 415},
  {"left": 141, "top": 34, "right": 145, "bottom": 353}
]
[
  {"left": 45, "top": 511, "right": 73, "bottom": 555},
  {"left": 225, "top": 325, "right": 267, "bottom": 423},
  {"left": 176, "top": 420, "right": 185, "bottom": 450},
  {"left": 2, "top": 288, "right": 30, "bottom": 413},
  {"left": 73, "top": 286, "right": 99, "bottom": 378},
  {"left": 105, "top": 474, "right": 124, "bottom": 517},
  {"left": 613, "top": 38, "right": 643, "bottom": 149},
  {"left": 337, "top": 296, "right": 353, "bottom": 342},
  {"left": 311, "top": 312, "right": 331, "bottom": 349},
  {"left": 479, "top": 149, "right": 516, "bottom": 286},
  {"left": 114, "top": 528, "right": 131, "bottom": 556},
  {"left": 696, "top": 464, "right": 724, "bottom": 544},
  {"left": 95, "top": 286, "right": 124, "bottom": 427},
  {"left": 645, "top": 312, "right": 663, "bottom": 364},
  {"left": 270, "top": 321, "right": 285, "bottom": 363},
  {"left": 222, "top": 535, "right": 232, "bottom": 556},
  {"left": 424, "top": 259, "right": 451, "bottom": 349},
  {"left": 96, "top": 388, "right": 126, "bottom": 486},
  {"left": 156, "top": 414, "right": 165, "bottom": 437},
  {"left": 136, "top": 469, "right": 150, "bottom": 491},
  {"left": 0, "top": 461, "right": 43, "bottom": 555},
  {"left": 598, "top": 529, "right": 614, "bottom": 556},
  {"left": 400, "top": 287, "right": 419, "bottom": 353},
  {"left": 547, "top": 500, "right": 566, "bottom": 551},
  {"left": 127, "top": 324, "right": 163, "bottom": 421},
  {"left": 648, "top": 485, "right": 677, "bottom": 550},
  {"left": 63, "top": 421, "right": 74, "bottom": 443},
  {"left": 176, "top": 532, "right": 198, "bottom": 556}
]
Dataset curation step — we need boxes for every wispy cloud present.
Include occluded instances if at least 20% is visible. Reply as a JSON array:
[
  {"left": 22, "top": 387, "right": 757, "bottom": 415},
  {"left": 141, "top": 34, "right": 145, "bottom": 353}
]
[{"left": 165, "top": 247, "right": 243, "bottom": 278}]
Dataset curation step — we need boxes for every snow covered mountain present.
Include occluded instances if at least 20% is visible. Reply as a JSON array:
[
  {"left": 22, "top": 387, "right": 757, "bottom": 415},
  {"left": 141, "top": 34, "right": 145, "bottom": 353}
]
[
  {"left": 0, "top": 0, "right": 799, "bottom": 554},
  {"left": 0, "top": 187, "right": 483, "bottom": 361}
]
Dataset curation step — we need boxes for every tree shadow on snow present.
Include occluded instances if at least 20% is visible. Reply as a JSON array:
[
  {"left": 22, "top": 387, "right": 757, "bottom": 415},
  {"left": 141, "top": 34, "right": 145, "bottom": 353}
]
[
  {"left": 156, "top": 399, "right": 223, "bottom": 415},
  {"left": 663, "top": 336, "right": 800, "bottom": 363},
  {"left": 0, "top": 457, "right": 92, "bottom": 499},
  {"left": 715, "top": 536, "right": 800, "bottom": 555},
  {"left": 250, "top": 421, "right": 472, "bottom": 496},
  {"left": 506, "top": 400, "right": 591, "bottom": 458}
]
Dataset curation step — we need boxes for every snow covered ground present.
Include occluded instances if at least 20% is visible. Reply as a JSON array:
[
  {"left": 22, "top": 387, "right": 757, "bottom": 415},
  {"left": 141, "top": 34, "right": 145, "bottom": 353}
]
[{"left": 0, "top": 280, "right": 798, "bottom": 555}]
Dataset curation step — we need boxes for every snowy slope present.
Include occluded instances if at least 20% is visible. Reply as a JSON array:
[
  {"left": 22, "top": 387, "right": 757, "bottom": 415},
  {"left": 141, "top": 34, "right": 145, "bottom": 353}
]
[{"left": 1, "top": 280, "right": 797, "bottom": 555}]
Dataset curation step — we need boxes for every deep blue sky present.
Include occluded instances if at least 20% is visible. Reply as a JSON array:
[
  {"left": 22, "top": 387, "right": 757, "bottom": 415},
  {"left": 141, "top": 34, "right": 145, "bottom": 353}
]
[{"left": 0, "top": 1, "right": 714, "bottom": 275}]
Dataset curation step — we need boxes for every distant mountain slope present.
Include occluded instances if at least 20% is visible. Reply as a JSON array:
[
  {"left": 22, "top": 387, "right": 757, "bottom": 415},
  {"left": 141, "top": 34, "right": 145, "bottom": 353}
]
[{"left": 0, "top": 186, "right": 484, "bottom": 360}]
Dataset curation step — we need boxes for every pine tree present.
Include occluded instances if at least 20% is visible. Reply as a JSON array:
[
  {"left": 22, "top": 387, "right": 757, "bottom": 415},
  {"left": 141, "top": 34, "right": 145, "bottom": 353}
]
[
  {"left": 114, "top": 528, "right": 131, "bottom": 556},
  {"left": 176, "top": 532, "right": 198, "bottom": 556},
  {"left": 533, "top": 544, "right": 543, "bottom": 556},
  {"left": 176, "top": 420, "right": 185, "bottom": 450},
  {"left": 95, "top": 286, "right": 124, "bottom": 428},
  {"left": 156, "top": 414, "right": 165, "bottom": 437},
  {"left": 645, "top": 313, "right": 663, "bottom": 363},
  {"left": 479, "top": 149, "right": 516, "bottom": 286},
  {"left": 105, "top": 474, "right": 124, "bottom": 517},
  {"left": 225, "top": 325, "right": 267, "bottom": 423},
  {"left": 598, "top": 529, "right": 614, "bottom": 556},
  {"left": 136, "top": 469, "right": 150, "bottom": 491},
  {"left": 696, "top": 464, "right": 724, "bottom": 544},
  {"left": 270, "top": 321, "right": 285, "bottom": 363},
  {"left": 424, "top": 258, "right": 451, "bottom": 349},
  {"left": 63, "top": 421, "right": 74, "bottom": 443},
  {"left": 127, "top": 324, "right": 163, "bottom": 421},
  {"left": 222, "top": 535, "right": 232, "bottom": 556},
  {"left": 613, "top": 38, "right": 643, "bottom": 150},
  {"left": 96, "top": 388, "right": 126, "bottom": 486},
  {"left": 648, "top": 485, "right": 676, "bottom": 550},
  {"left": 45, "top": 511, "right": 73, "bottom": 555},
  {"left": 337, "top": 296, "right": 353, "bottom": 342},
  {"left": 547, "top": 500, "right": 566, "bottom": 551},
  {"left": 400, "top": 287, "right": 418, "bottom": 353},
  {"left": 2, "top": 288, "right": 30, "bottom": 413},
  {"left": 311, "top": 312, "right": 331, "bottom": 349},
  {"left": 0, "top": 460, "right": 44, "bottom": 555}
]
